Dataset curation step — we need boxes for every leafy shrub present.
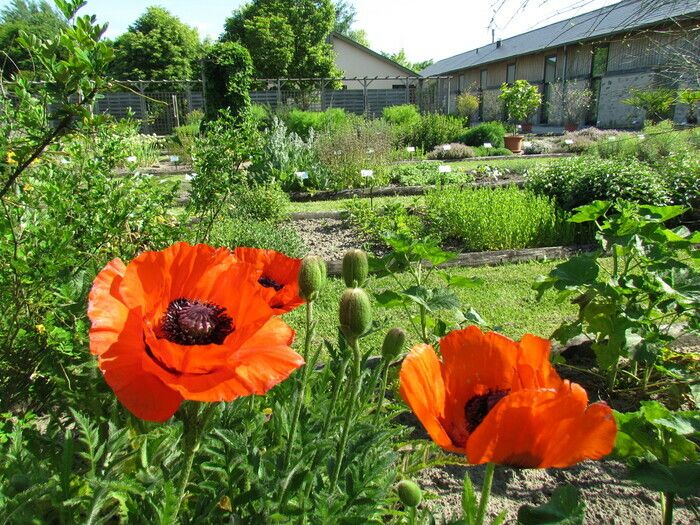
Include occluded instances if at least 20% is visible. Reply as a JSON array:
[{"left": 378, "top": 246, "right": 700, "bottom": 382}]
[
  {"left": 526, "top": 156, "right": 670, "bottom": 210},
  {"left": 207, "top": 217, "right": 307, "bottom": 257},
  {"left": 284, "top": 108, "right": 348, "bottom": 139},
  {"left": 523, "top": 139, "right": 557, "bottom": 155},
  {"left": 387, "top": 161, "right": 474, "bottom": 186},
  {"left": 426, "top": 143, "right": 474, "bottom": 160},
  {"left": 249, "top": 103, "right": 272, "bottom": 130},
  {"left": 425, "top": 186, "right": 583, "bottom": 251},
  {"left": 407, "top": 113, "right": 465, "bottom": 150},
  {"left": 249, "top": 117, "right": 328, "bottom": 191},
  {"left": 663, "top": 150, "right": 700, "bottom": 207},
  {"left": 229, "top": 182, "right": 290, "bottom": 222},
  {"left": 202, "top": 41, "right": 253, "bottom": 121},
  {"left": 314, "top": 115, "right": 392, "bottom": 189},
  {"left": 382, "top": 104, "right": 421, "bottom": 126},
  {"left": 343, "top": 198, "right": 423, "bottom": 246},
  {"left": 623, "top": 88, "right": 676, "bottom": 124},
  {"left": 499, "top": 80, "right": 542, "bottom": 131},
  {"left": 460, "top": 121, "right": 506, "bottom": 148},
  {"left": 473, "top": 146, "right": 513, "bottom": 157},
  {"left": 456, "top": 92, "right": 480, "bottom": 122}
]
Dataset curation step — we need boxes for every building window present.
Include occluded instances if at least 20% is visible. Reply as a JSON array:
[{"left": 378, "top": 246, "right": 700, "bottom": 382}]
[
  {"left": 506, "top": 63, "right": 516, "bottom": 84},
  {"left": 587, "top": 44, "right": 609, "bottom": 125},
  {"left": 541, "top": 54, "right": 557, "bottom": 124}
]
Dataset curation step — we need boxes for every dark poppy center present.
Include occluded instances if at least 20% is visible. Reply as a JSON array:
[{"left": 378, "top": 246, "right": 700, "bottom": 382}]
[
  {"left": 464, "top": 389, "right": 510, "bottom": 433},
  {"left": 258, "top": 275, "right": 284, "bottom": 292},
  {"left": 160, "top": 298, "right": 233, "bottom": 346}
]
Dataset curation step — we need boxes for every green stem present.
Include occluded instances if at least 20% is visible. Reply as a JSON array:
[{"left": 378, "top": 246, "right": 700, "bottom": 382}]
[
  {"left": 373, "top": 364, "right": 391, "bottom": 425},
  {"left": 661, "top": 492, "right": 675, "bottom": 525},
  {"left": 475, "top": 463, "right": 496, "bottom": 525},
  {"left": 282, "top": 301, "right": 315, "bottom": 472},
  {"left": 330, "top": 336, "right": 362, "bottom": 492},
  {"left": 172, "top": 403, "right": 218, "bottom": 521}
]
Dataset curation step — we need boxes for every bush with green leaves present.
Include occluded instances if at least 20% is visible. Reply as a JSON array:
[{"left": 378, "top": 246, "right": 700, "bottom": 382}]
[
  {"left": 228, "top": 182, "right": 290, "bottom": 222},
  {"left": 473, "top": 146, "right": 513, "bottom": 157},
  {"left": 314, "top": 115, "right": 393, "bottom": 189},
  {"left": 207, "top": 217, "right": 306, "bottom": 257},
  {"left": 526, "top": 156, "right": 670, "bottom": 210},
  {"left": 407, "top": 113, "right": 465, "bottom": 150},
  {"left": 202, "top": 41, "right": 254, "bottom": 121},
  {"left": 343, "top": 198, "right": 424, "bottom": 247},
  {"left": 424, "top": 186, "right": 584, "bottom": 252},
  {"left": 383, "top": 104, "right": 422, "bottom": 146},
  {"left": 455, "top": 91, "right": 480, "bottom": 123},
  {"left": 460, "top": 121, "right": 506, "bottom": 148},
  {"left": 248, "top": 116, "right": 328, "bottom": 191},
  {"left": 387, "top": 161, "right": 473, "bottom": 186},
  {"left": 534, "top": 201, "right": 700, "bottom": 391},
  {"left": 282, "top": 107, "right": 349, "bottom": 139},
  {"left": 623, "top": 87, "right": 676, "bottom": 124}
]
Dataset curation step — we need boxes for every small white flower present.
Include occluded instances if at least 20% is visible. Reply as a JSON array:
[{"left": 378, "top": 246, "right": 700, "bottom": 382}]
[
  {"left": 565, "top": 139, "right": 574, "bottom": 145},
  {"left": 638, "top": 134, "right": 646, "bottom": 140},
  {"left": 442, "top": 144, "right": 452, "bottom": 151},
  {"left": 60, "top": 157, "right": 70, "bottom": 164},
  {"left": 523, "top": 141, "right": 533, "bottom": 148},
  {"left": 360, "top": 169, "right": 374, "bottom": 178}
]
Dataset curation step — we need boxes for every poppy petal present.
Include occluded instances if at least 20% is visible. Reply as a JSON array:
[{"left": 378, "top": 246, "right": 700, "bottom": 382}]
[
  {"left": 156, "top": 318, "right": 302, "bottom": 402},
  {"left": 99, "top": 311, "right": 183, "bottom": 422},
  {"left": 466, "top": 383, "right": 616, "bottom": 468},
  {"left": 515, "top": 334, "right": 563, "bottom": 390},
  {"left": 399, "top": 345, "right": 456, "bottom": 452},
  {"left": 88, "top": 259, "right": 128, "bottom": 357}
]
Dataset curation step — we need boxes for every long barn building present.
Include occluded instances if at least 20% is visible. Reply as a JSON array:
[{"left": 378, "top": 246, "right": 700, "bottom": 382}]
[{"left": 421, "top": 0, "right": 700, "bottom": 128}]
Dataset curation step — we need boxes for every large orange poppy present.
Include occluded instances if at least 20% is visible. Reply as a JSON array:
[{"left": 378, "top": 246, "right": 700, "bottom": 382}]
[
  {"left": 233, "top": 247, "right": 304, "bottom": 314},
  {"left": 88, "top": 242, "right": 304, "bottom": 423},
  {"left": 399, "top": 326, "right": 616, "bottom": 468}
]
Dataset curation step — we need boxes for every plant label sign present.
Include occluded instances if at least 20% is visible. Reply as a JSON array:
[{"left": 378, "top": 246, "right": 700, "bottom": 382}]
[
  {"left": 483, "top": 142, "right": 493, "bottom": 149},
  {"left": 361, "top": 169, "right": 374, "bottom": 178},
  {"left": 406, "top": 146, "right": 416, "bottom": 152},
  {"left": 442, "top": 144, "right": 452, "bottom": 151},
  {"left": 295, "top": 171, "right": 309, "bottom": 180},
  {"left": 565, "top": 139, "right": 574, "bottom": 145},
  {"left": 438, "top": 165, "right": 452, "bottom": 173}
]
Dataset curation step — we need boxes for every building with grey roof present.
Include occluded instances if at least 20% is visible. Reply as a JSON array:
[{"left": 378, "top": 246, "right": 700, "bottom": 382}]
[{"left": 422, "top": 0, "right": 700, "bottom": 128}]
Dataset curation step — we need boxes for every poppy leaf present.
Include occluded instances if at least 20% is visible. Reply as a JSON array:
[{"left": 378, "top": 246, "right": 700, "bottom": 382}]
[
  {"left": 627, "top": 460, "right": 700, "bottom": 497},
  {"left": 550, "top": 256, "right": 599, "bottom": 286},
  {"left": 568, "top": 200, "right": 611, "bottom": 223},
  {"left": 374, "top": 290, "right": 407, "bottom": 308},
  {"left": 516, "top": 484, "right": 585, "bottom": 525}
]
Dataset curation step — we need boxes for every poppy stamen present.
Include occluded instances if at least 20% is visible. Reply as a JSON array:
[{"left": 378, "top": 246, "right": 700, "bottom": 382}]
[
  {"left": 160, "top": 298, "right": 233, "bottom": 346},
  {"left": 258, "top": 275, "right": 284, "bottom": 291},
  {"left": 465, "top": 389, "right": 510, "bottom": 433}
]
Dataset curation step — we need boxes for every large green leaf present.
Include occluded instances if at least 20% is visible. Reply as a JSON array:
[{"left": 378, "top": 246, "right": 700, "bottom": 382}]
[
  {"left": 550, "top": 256, "right": 599, "bottom": 287},
  {"left": 568, "top": 200, "right": 611, "bottom": 223},
  {"left": 517, "top": 485, "right": 585, "bottom": 525},
  {"left": 627, "top": 460, "right": 700, "bottom": 497}
]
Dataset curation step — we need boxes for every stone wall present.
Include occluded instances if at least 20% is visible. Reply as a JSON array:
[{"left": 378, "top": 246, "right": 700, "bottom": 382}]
[
  {"left": 481, "top": 88, "right": 504, "bottom": 122},
  {"left": 596, "top": 71, "right": 655, "bottom": 128}
]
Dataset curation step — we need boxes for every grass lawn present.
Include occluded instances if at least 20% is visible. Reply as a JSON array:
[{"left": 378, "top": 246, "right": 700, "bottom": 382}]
[
  {"left": 281, "top": 258, "right": 576, "bottom": 355},
  {"left": 288, "top": 195, "right": 423, "bottom": 213}
]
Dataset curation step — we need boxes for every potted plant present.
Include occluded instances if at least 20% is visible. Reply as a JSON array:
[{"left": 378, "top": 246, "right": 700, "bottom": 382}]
[
  {"left": 677, "top": 88, "right": 700, "bottom": 124},
  {"left": 499, "top": 80, "right": 542, "bottom": 153},
  {"left": 550, "top": 83, "right": 593, "bottom": 131}
]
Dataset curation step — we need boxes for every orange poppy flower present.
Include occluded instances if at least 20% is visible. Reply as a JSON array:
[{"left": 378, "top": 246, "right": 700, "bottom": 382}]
[
  {"left": 88, "top": 242, "right": 304, "bottom": 423},
  {"left": 399, "top": 326, "right": 616, "bottom": 468},
  {"left": 233, "top": 247, "right": 304, "bottom": 314}
]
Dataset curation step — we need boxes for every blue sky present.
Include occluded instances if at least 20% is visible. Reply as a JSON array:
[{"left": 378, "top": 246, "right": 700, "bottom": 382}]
[{"left": 0, "top": 0, "right": 619, "bottom": 62}]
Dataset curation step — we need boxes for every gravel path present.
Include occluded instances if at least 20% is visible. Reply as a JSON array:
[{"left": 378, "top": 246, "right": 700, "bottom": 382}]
[
  {"left": 291, "top": 218, "right": 363, "bottom": 260},
  {"left": 417, "top": 460, "right": 699, "bottom": 524}
]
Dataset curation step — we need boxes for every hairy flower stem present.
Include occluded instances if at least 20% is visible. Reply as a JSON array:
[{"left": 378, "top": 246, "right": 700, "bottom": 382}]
[
  {"left": 661, "top": 492, "right": 675, "bottom": 525},
  {"left": 282, "top": 301, "right": 315, "bottom": 473},
  {"left": 373, "top": 364, "right": 391, "bottom": 425},
  {"left": 330, "top": 336, "right": 362, "bottom": 492},
  {"left": 173, "top": 402, "right": 219, "bottom": 521},
  {"left": 475, "top": 463, "right": 496, "bottom": 525}
]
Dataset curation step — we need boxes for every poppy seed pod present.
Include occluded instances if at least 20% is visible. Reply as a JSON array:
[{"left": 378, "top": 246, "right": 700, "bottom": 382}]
[
  {"left": 397, "top": 480, "right": 422, "bottom": 508},
  {"left": 339, "top": 288, "right": 372, "bottom": 340},
  {"left": 342, "top": 249, "right": 368, "bottom": 288},
  {"left": 298, "top": 256, "right": 327, "bottom": 301},
  {"left": 382, "top": 327, "right": 406, "bottom": 363}
]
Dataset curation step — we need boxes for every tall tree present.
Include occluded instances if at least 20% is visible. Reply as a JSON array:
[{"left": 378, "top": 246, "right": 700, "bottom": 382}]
[
  {"left": 0, "top": 0, "right": 67, "bottom": 78},
  {"left": 381, "top": 49, "right": 433, "bottom": 73},
  {"left": 111, "top": 7, "right": 202, "bottom": 81},
  {"left": 222, "top": 0, "right": 338, "bottom": 80},
  {"left": 332, "top": 0, "right": 370, "bottom": 47}
]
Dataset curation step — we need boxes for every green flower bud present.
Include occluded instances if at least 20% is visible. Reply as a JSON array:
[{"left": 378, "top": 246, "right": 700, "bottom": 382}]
[
  {"left": 342, "top": 249, "right": 368, "bottom": 288},
  {"left": 298, "top": 256, "right": 327, "bottom": 301},
  {"left": 397, "top": 479, "right": 422, "bottom": 508},
  {"left": 381, "top": 328, "right": 406, "bottom": 362},
  {"left": 339, "top": 288, "right": 372, "bottom": 340}
]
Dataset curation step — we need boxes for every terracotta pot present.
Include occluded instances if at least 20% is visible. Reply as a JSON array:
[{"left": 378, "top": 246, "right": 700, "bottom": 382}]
[
  {"left": 504, "top": 135, "right": 524, "bottom": 154},
  {"left": 564, "top": 122, "right": 578, "bottom": 132},
  {"left": 521, "top": 123, "right": 533, "bottom": 133}
]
